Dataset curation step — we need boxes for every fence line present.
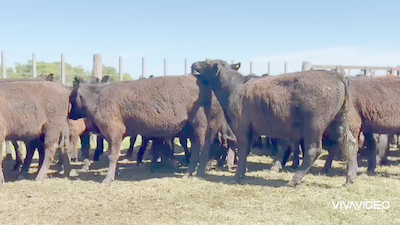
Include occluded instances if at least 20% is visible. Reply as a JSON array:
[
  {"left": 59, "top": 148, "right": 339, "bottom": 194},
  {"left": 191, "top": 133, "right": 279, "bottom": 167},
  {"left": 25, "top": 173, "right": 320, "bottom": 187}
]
[
  {"left": 302, "top": 61, "right": 400, "bottom": 76},
  {"left": 3, "top": 52, "right": 400, "bottom": 84}
]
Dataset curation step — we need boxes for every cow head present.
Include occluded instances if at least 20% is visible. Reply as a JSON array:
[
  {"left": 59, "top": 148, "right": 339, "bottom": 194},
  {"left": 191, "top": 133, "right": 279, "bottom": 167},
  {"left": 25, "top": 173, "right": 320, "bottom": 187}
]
[
  {"left": 101, "top": 76, "right": 111, "bottom": 83},
  {"left": 46, "top": 73, "right": 55, "bottom": 81},
  {"left": 69, "top": 77, "right": 87, "bottom": 120}
]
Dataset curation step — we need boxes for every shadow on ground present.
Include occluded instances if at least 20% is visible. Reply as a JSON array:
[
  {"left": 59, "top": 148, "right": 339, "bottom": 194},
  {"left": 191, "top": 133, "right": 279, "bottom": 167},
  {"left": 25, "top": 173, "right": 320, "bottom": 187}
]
[{"left": 3, "top": 145, "right": 400, "bottom": 187}]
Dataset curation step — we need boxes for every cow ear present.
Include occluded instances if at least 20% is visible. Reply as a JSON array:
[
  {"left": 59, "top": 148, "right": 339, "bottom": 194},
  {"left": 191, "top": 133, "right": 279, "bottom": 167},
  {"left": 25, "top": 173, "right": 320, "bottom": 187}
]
[
  {"left": 73, "top": 77, "right": 81, "bottom": 87},
  {"left": 232, "top": 63, "right": 241, "bottom": 70},
  {"left": 47, "top": 73, "right": 54, "bottom": 81},
  {"left": 236, "top": 63, "right": 241, "bottom": 70},
  {"left": 102, "top": 76, "right": 111, "bottom": 83}
]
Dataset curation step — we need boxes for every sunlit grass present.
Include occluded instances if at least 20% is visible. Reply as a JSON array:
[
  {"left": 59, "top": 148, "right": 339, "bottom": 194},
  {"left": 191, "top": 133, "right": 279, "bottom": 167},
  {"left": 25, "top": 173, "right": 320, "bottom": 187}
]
[{"left": 1, "top": 138, "right": 400, "bottom": 225}]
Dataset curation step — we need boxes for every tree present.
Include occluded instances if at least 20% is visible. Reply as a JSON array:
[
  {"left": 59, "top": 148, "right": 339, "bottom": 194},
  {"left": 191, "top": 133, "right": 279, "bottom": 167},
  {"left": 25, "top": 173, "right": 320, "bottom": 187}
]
[{"left": 1, "top": 61, "right": 133, "bottom": 85}]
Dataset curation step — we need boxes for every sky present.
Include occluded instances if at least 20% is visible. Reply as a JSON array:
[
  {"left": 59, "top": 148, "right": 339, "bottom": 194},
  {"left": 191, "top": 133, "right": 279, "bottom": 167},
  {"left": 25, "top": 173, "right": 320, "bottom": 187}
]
[{"left": 1, "top": 0, "right": 400, "bottom": 79}]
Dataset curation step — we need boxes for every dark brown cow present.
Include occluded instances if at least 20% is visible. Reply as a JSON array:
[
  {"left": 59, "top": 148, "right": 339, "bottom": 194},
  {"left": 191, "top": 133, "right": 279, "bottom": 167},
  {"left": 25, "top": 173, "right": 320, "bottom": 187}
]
[
  {"left": 323, "top": 75, "right": 400, "bottom": 174},
  {"left": 0, "top": 81, "right": 70, "bottom": 185},
  {"left": 191, "top": 59, "right": 358, "bottom": 187},
  {"left": 2, "top": 75, "right": 111, "bottom": 176},
  {"left": 69, "top": 74, "right": 232, "bottom": 185},
  {"left": 1, "top": 74, "right": 57, "bottom": 171}
]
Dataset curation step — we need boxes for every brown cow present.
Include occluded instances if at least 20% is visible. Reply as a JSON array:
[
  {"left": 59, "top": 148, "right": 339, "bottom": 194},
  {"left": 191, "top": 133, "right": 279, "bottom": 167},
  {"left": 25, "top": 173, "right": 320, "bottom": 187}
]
[
  {"left": 69, "top": 74, "right": 232, "bottom": 185},
  {"left": 0, "top": 81, "right": 70, "bottom": 185},
  {"left": 191, "top": 59, "right": 358, "bottom": 187},
  {"left": 323, "top": 75, "right": 400, "bottom": 174}
]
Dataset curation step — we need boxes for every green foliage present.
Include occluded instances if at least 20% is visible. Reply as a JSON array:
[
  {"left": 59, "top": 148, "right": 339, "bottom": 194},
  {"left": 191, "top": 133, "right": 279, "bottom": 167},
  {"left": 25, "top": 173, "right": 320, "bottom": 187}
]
[{"left": 1, "top": 61, "right": 133, "bottom": 85}]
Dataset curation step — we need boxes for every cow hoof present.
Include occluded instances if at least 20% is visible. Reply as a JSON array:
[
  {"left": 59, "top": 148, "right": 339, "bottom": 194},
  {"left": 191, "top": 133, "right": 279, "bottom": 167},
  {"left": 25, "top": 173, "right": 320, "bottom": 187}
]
[
  {"left": 367, "top": 170, "right": 376, "bottom": 176},
  {"left": 183, "top": 173, "right": 192, "bottom": 179},
  {"left": 101, "top": 182, "right": 111, "bottom": 187},
  {"left": 269, "top": 169, "right": 279, "bottom": 173},
  {"left": 17, "top": 175, "right": 26, "bottom": 180},
  {"left": 270, "top": 166, "right": 280, "bottom": 173},
  {"left": 285, "top": 180, "right": 298, "bottom": 187},
  {"left": 234, "top": 175, "right": 243, "bottom": 184},
  {"left": 81, "top": 165, "right": 90, "bottom": 173},
  {"left": 5, "top": 154, "right": 13, "bottom": 161},
  {"left": 320, "top": 168, "right": 329, "bottom": 175},
  {"left": 344, "top": 180, "right": 355, "bottom": 187},
  {"left": 12, "top": 165, "right": 20, "bottom": 171},
  {"left": 35, "top": 180, "right": 45, "bottom": 184},
  {"left": 228, "top": 167, "right": 237, "bottom": 173}
]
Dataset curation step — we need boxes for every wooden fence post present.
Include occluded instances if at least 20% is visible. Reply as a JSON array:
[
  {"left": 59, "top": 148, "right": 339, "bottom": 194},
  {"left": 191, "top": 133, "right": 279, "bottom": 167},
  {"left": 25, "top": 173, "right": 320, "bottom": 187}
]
[
  {"left": 184, "top": 58, "right": 188, "bottom": 74},
  {"left": 267, "top": 62, "right": 271, "bottom": 75},
  {"left": 391, "top": 67, "right": 396, "bottom": 75},
  {"left": 164, "top": 58, "right": 167, "bottom": 76},
  {"left": 1, "top": 51, "right": 6, "bottom": 78},
  {"left": 93, "top": 54, "right": 102, "bottom": 80},
  {"left": 61, "top": 54, "right": 65, "bottom": 84},
  {"left": 32, "top": 53, "right": 37, "bottom": 78},
  {"left": 302, "top": 61, "right": 312, "bottom": 71},
  {"left": 119, "top": 56, "right": 123, "bottom": 81},
  {"left": 141, "top": 57, "right": 146, "bottom": 79},
  {"left": 250, "top": 61, "right": 253, "bottom": 74}
]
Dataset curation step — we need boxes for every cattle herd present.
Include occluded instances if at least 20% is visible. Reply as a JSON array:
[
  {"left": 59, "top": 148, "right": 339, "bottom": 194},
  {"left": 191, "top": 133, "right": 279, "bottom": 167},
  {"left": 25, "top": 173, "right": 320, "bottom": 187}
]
[{"left": 1, "top": 59, "right": 400, "bottom": 188}]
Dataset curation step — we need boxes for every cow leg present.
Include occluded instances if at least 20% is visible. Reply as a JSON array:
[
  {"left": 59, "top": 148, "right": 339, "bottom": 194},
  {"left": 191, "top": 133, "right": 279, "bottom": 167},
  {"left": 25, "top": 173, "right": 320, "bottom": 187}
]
[
  {"left": 93, "top": 135, "right": 104, "bottom": 161},
  {"left": 380, "top": 134, "right": 390, "bottom": 166},
  {"left": 80, "top": 132, "right": 91, "bottom": 172},
  {"left": 234, "top": 130, "right": 252, "bottom": 183},
  {"left": 18, "top": 140, "right": 37, "bottom": 179},
  {"left": 292, "top": 142, "right": 301, "bottom": 169},
  {"left": 59, "top": 126, "right": 71, "bottom": 177},
  {"left": 35, "top": 128, "right": 62, "bottom": 182},
  {"left": 184, "top": 135, "right": 202, "bottom": 178},
  {"left": 102, "top": 136, "right": 123, "bottom": 185},
  {"left": 321, "top": 138, "right": 339, "bottom": 174},
  {"left": 125, "top": 135, "right": 137, "bottom": 159},
  {"left": 281, "top": 146, "right": 292, "bottom": 168},
  {"left": 270, "top": 140, "right": 287, "bottom": 172},
  {"left": 164, "top": 139, "right": 179, "bottom": 168},
  {"left": 397, "top": 135, "right": 400, "bottom": 149},
  {"left": 194, "top": 128, "right": 213, "bottom": 178},
  {"left": 180, "top": 137, "right": 191, "bottom": 164},
  {"left": 0, "top": 141, "right": 5, "bottom": 186},
  {"left": 12, "top": 141, "right": 23, "bottom": 171},
  {"left": 364, "top": 132, "right": 377, "bottom": 175},
  {"left": 217, "top": 147, "right": 228, "bottom": 168},
  {"left": 150, "top": 139, "right": 159, "bottom": 172},
  {"left": 137, "top": 138, "right": 150, "bottom": 167},
  {"left": 69, "top": 132, "right": 79, "bottom": 162},
  {"left": 287, "top": 131, "right": 322, "bottom": 187},
  {"left": 226, "top": 147, "right": 237, "bottom": 172},
  {"left": 38, "top": 140, "right": 45, "bottom": 170}
]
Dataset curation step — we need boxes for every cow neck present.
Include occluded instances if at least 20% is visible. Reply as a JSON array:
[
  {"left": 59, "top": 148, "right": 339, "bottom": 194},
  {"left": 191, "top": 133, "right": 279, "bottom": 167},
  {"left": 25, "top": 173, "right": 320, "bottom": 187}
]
[
  {"left": 208, "top": 65, "right": 247, "bottom": 131},
  {"left": 80, "top": 84, "right": 103, "bottom": 116}
]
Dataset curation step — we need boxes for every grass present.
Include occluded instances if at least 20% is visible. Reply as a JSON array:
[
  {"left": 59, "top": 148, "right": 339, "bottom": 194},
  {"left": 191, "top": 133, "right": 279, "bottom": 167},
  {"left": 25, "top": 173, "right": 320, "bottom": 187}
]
[{"left": 1, "top": 137, "right": 400, "bottom": 225}]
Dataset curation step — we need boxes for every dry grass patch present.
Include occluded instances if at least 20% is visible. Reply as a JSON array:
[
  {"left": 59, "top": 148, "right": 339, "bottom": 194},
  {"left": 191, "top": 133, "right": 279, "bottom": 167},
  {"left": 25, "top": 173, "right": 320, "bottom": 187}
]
[{"left": 1, "top": 138, "right": 400, "bottom": 225}]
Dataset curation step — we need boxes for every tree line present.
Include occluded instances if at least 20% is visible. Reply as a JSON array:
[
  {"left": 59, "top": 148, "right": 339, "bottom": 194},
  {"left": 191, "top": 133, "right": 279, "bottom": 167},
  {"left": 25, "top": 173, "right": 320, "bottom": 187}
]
[{"left": 0, "top": 60, "right": 132, "bottom": 85}]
